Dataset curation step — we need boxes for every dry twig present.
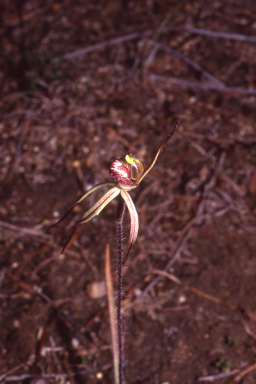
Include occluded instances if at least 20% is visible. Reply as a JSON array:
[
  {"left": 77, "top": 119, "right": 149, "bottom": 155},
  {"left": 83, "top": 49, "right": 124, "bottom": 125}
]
[
  {"left": 61, "top": 31, "right": 153, "bottom": 60},
  {"left": 0, "top": 220, "right": 50, "bottom": 239},
  {"left": 149, "top": 73, "right": 256, "bottom": 96},
  {"left": 60, "top": 26, "right": 256, "bottom": 62},
  {"left": 105, "top": 244, "right": 119, "bottom": 384},
  {"left": 198, "top": 369, "right": 239, "bottom": 382},
  {"left": 148, "top": 41, "right": 225, "bottom": 88},
  {"left": 169, "top": 26, "right": 256, "bottom": 43},
  {"left": 225, "top": 361, "right": 256, "bottom": 384}
]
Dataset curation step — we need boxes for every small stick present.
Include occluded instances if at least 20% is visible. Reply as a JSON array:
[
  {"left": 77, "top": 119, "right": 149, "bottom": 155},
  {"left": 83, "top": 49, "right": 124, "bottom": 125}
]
[
  {"left": 0, "top": 219, "right": 51, "bottom": 239},
  {"left": 61, "top": 30, "right": 153, "bottom": 60},
  {"left": 149, "top": 73, "right": 256, "bottom": 96},
  {"left": 225, "top": 361, "right": 256, "bottom": 384},
  {"left": 2, "top": 363, "right": 112, "bottom": 382},
  {"left": 0, "top": 364, "right": 25, "bottom": 382},
  {"left": 169, "top": 26, "right": 256, "bottom": 43},
  {"left": 198, "top": 369, "right": 239, "bottom": 382},
  {"left": 59, "top": 26, "right": 256, "bottom": 62},
  {"left": 63, "top": 351, "right": 76, "bottom": 384},
  {"left": 105, "top": 244, "right": 120, "bottom": 384},
  {"left": 148, "top": 41, "right": 225, "bottom": 88},
  {"left": 144, "top": 14, "right": 173, "bottom": 67}
]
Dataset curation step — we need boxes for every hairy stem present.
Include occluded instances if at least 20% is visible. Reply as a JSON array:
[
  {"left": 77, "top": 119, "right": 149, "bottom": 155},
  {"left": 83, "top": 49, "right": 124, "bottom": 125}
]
[{"left": 116, "top": 197, "right": 126, "bottom": 384}]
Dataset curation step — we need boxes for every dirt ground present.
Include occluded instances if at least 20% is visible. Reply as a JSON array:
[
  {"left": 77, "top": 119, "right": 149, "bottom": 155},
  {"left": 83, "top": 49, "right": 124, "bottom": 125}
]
[{"left": 1, "top": 1, "right": 256, "bottom": 383}]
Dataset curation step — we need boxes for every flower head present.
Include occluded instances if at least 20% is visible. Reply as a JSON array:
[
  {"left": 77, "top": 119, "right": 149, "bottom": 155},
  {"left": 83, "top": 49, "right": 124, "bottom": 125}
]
[
  {"left": 109, "top": 153, "right": 144, "bottom": 190},
  {"left": 54, "top": 115, "right": 180, "bottom": 261}
]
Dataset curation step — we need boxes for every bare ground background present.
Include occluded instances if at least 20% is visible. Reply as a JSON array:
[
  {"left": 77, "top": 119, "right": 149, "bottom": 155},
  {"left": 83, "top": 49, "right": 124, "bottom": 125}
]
[{"left": 1, "top": 1, "right": 256, "bottom": 383}]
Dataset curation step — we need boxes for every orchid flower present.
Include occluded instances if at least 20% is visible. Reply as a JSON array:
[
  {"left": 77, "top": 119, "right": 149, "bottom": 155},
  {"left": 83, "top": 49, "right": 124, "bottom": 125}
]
[{"left": 55, "top": 116, "right": 179, "bottom": 261}]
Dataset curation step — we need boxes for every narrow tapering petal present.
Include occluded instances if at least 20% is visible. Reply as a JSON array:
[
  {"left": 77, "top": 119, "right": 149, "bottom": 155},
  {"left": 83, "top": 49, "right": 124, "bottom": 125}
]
[
  {"left": 74, "top": 182, "right": 117, "bottom": 205},
  {"left": 52, "top": 182, "right": 116, "bottom": 227},
  {"left": 61, "top": 187, "right": 120, "bottom": 254},
  {"left": 61, "top": 224, "right": 80, "bottom": 254},
  {"left": 120, "top": 190, "right": 139, "bottom": 264},
  {"left": 138, "top": 114, "right": 180, "bottom": 183},
  {"left": 80, "top": 187, "right": 120, "bottom": 224}
]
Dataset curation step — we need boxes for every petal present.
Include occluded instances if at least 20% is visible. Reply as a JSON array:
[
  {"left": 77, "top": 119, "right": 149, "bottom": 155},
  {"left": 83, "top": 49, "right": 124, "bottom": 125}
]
[
  {"left": 61, "top": 224, "right": 80, "bottom": 254},
  {"left": 138, "top": 114, "right": 180, "bottom": 183},
  {"left": 61, "top": 187, "right": 120, "bottom": 254},
  {"left": 80, "top": 187, "right": 120, "bottom": 224},
  {"left": 120, "top": 190, "right": 139, "bottom": 264},
  {"left": 74, "top": 182, "right": 116, "bottom": 205},
  {"left": 51, "top": 182, "right": 116, "bottom": 227}
]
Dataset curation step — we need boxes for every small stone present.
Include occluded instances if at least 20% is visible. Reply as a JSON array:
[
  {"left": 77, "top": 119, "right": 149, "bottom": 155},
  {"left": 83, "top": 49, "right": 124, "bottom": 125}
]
[
  {"left": 71, "top": 338, "right": 79, "bottom": 348},
  {"left": 134, "top": 288, "right": 142, "bottom": 297},
  {"left": 188, "top": 96, "right": 197, "bottom": 104},
  {"left": 87, "top": 281, "right": 107, "bottom": 299},
  {"left": 178, "top": 294, "right": 187, "bottom": 304},
  {"left": 13, "top": 320, "right": 20, "bottom": 328},
  {"left": 95, "top": 372, "right": 103, "bottom": 379},
  {"left": 72, "top": 160, "right": 81, "bottom": 168}
]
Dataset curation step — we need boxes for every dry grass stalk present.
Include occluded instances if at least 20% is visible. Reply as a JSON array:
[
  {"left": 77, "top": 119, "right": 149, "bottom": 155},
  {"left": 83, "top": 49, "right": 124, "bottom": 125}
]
[{"left": 105, "top": 244, "right": 120, "bottom": 384}]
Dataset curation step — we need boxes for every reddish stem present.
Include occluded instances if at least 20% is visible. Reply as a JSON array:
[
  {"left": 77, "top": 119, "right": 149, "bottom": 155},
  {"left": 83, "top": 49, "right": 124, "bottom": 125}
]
[{"left": 116, "top": 197, "right": 126, "bottom": 384}]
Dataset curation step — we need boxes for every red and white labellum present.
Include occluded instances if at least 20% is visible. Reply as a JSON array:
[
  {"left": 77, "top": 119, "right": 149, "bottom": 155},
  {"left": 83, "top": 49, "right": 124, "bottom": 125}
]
[{"left": 109, "top": 159, "right": 130, "bottom": 180}]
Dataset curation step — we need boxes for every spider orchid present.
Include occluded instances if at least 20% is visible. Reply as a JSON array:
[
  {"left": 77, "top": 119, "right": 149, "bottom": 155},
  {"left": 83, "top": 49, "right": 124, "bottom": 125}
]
[{"left": 55, "top": 115, "right": 179, "bottom": 261}]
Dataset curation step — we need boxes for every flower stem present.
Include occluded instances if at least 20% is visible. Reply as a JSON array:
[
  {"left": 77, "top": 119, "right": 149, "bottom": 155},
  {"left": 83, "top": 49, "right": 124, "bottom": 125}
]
[{"left": 116, "top": 197, "right": 126, "bottom": 384}]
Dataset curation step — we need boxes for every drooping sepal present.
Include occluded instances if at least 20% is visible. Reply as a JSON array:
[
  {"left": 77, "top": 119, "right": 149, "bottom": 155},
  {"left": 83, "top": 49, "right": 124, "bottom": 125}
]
[
  {"left": 61, "top": 187, "right": 120, "bottom": 254},
  {"left": 50, "top": 182, "right": 116, "bottom": 229},
  {"left": 120, "top": 189, "right": 139, "bottom": 264},
  {"left": 80, "top": 187, "right": 120, "bottom": 224}
]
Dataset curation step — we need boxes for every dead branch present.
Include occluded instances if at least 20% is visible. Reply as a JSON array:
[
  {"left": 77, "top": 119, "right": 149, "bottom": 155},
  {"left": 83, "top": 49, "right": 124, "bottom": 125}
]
[
  {"left": 0, "top": 220, "right": 50, "bottom": 239},
  {"left": 2, "top": 363, "right": 111, "bottom": 382},
  {"left": 63, "top": 351, "right": 76, "bottom": 384},
  {"left": 60, "top": 26, "right": 256, "bottom": 62},
  {"left": 183, "top": 131, "right": 256, "bottom": 146},
  {"left": 149, "top": 73, "right": 256, "bottom": 96},
  {"left": 168, "top": 26, "right": 256, "bottom": 43},
  {"left": 225, "top": 361, "right": 256, "bottom": 384},
  {"left": 198, "top": 369, "right": 239, "bottom": 382},
  {"left": 61, "top": 30, "right": 153, "bottom": 60},
  {"left": 148, "top": 41, "right": 225, "bottom": 88},
  {"left": 4, "top": 269, "right": 52, "bottom": 303}
]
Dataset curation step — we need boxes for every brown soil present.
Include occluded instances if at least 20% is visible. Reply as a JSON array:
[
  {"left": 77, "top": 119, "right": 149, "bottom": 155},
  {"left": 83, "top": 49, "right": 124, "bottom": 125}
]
[{"left": 1, "top": 1, "right": 256, "bottom": 383}]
